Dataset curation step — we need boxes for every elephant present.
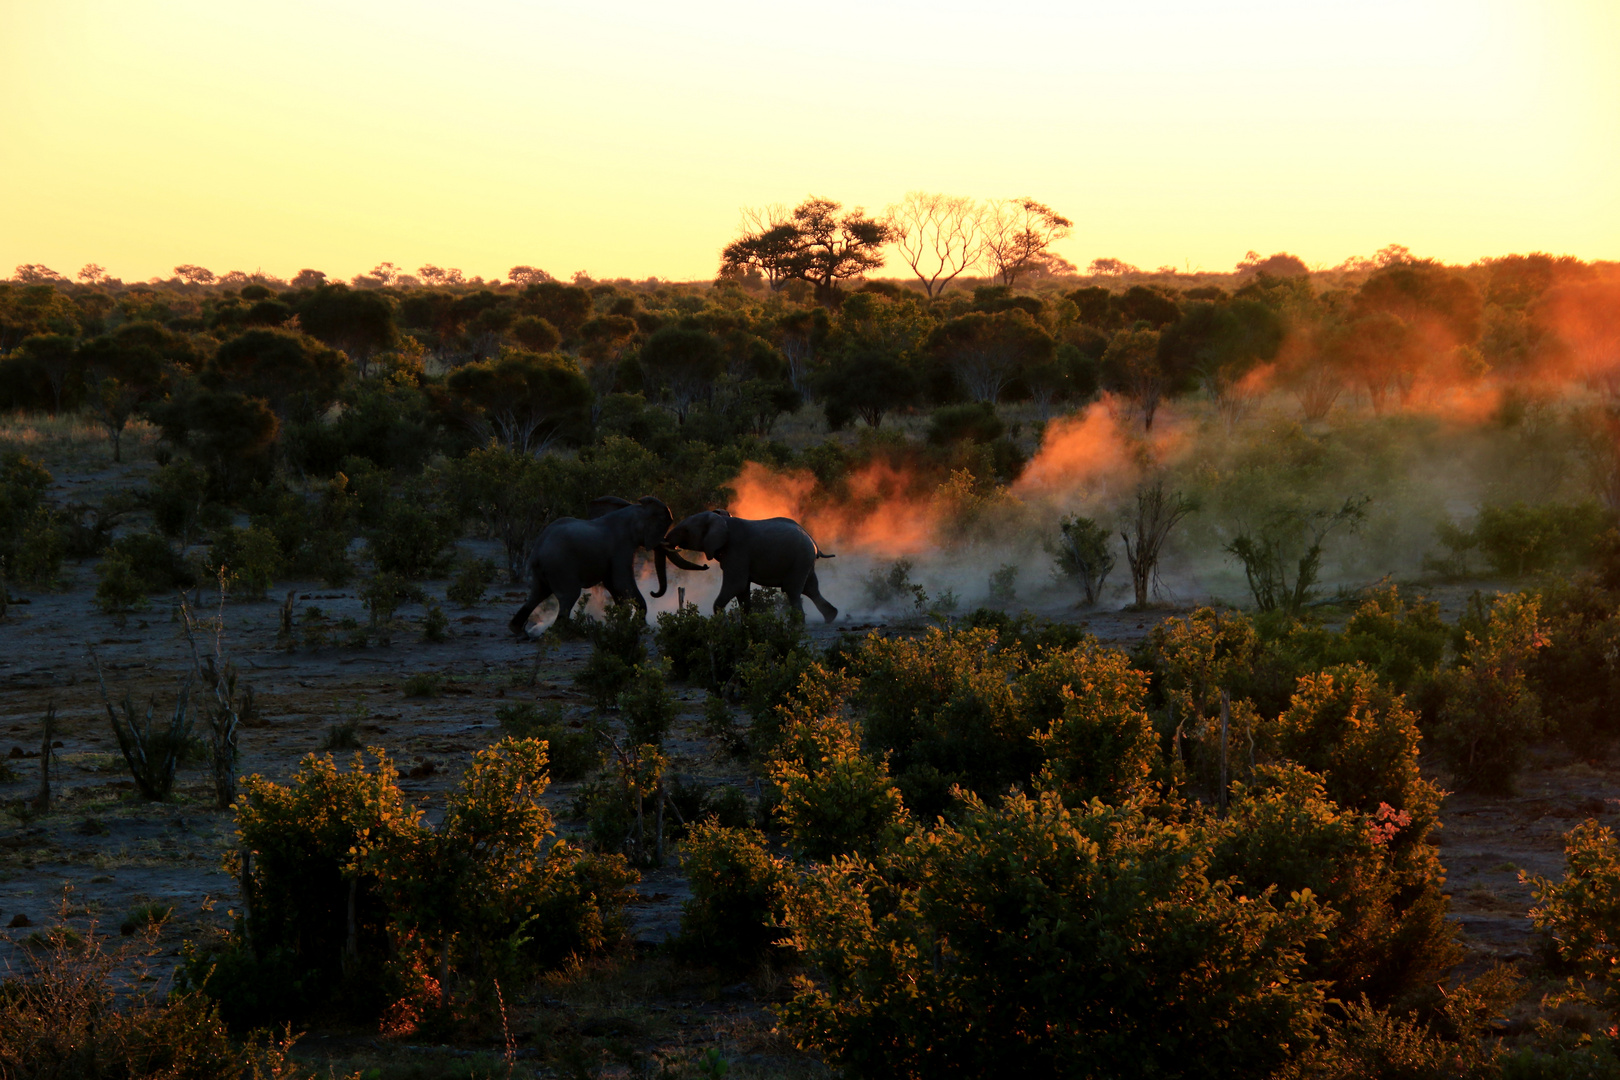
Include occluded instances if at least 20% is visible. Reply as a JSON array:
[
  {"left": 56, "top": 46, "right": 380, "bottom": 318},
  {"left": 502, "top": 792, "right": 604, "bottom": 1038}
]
[
  {"left": 662, "top": 509, "right": 838, "bottom": 623},
  {"left": 508, "top": 495, "right": 706, "bottom": 637}
]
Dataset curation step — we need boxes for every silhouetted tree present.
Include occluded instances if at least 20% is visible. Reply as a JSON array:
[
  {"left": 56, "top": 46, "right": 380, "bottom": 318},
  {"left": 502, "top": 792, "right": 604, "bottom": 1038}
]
[
  {"left": 640, "top": 325, "right": 724, "bottom": 421},
  {"left": 885, "top": 192, "right": 984, "bottom": 298},
  {"left": 446, "top": 349, "right": 592, "bottom": 454},
  {"left": 296, "top": 284, "right": 398, "bottom": 376},
  {"left": 206, "top": 329, "right": 348, "bottom": 421},
  {"left": 982, "top": 198, "right": 1072, "bottom": 287},
  {"left": 929, "top": 309, "right": 1055, "bottom": 404},
  {"left": 721, "top": 197, "right": 893, "bottom": 305}
]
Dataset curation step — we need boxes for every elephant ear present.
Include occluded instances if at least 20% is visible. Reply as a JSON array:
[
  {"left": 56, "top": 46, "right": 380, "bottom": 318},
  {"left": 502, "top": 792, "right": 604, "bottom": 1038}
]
[
  {"left": 587, "top": 496, "right": 634, "bottom": 519},
  {"left": 699, "top": 511, "right": 731, "bottom": 559}
]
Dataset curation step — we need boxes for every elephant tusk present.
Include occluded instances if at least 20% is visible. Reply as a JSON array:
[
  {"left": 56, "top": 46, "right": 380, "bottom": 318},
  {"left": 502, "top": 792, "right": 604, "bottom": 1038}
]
[{"left": 661, "top": 546, "right": 709, "bottom": 572}]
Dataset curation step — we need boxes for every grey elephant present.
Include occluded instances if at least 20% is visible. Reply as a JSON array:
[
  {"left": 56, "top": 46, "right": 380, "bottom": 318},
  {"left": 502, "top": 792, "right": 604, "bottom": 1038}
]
[
  {"left": 663, "top": 510, "right": 838, "bottom": 622},
  {"left": 508, "top": 495, "right": 706, "bottom": 637}
]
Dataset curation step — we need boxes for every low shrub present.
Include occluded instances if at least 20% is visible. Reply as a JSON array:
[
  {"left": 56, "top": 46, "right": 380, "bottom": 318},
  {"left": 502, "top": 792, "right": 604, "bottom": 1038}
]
[
  {"left": 1528, "top": 820, "right": 1620, "bottom": 1016},
  {"left": 574, "top": 600, "right": 646, "bottom": 710},
  {"left": 108, "top": 530, "right": 195, "bottom": 593},
  {"left": 619, "top": 662, "right": 677, "bottom": 745},
  {"left": 94, "top": 552, "right": 148, "bottom": 618},
  {"left": 206, "top": 525, "right": 283, "bottom": 599},
  {"left": 0, "top": 451, "right": 65, "bottom": 587},
  {"left": 402, "top": 673, "right": 442, "bottom": 698},
  {"left": 419, "top": 601, "right": 449, "bottom": 642},
  {"left": 767, "top": 702, "right": 908, "bottom": 862},
  {"left": 360, "top": 571, "right": 422, "bottom": 645},
  {"left": 364, "top": 493, "right": 459, "bottom": 580},
  {"left": 3, "top": 918, "right": 317, "bottom": 1079},
  {"left": 319, "top": 718, "right": 362, "bottom": 750},
  {"left": 655, "top": 597, "right": 805, "bottom": 693},
  {"left": 778, "top": 790, "right": 1330, "bottom": 1079},
  {"left": 93, "top": 669, "right": 195, "bottom": 801},
  {"left": 445, "top": 556, "right": 497, "bottom": 607},
  {"left": 1432, "top": 592, "right": 1547, "bottom": 795},
  {"left": 677, "top": 821, "right": 792, "bottom": 966},
  {"left": 1432, "top": 500, "right": 1608, "bottom": 579},
  {"left": 1049, "top": 513, "right": 1116, "bottom": 606},
  {"left": 495, "top": 701, "right": 602, "bottom": 781},
  {"left": 190, "top": 742, "right": 636, "bottom": 1030}
]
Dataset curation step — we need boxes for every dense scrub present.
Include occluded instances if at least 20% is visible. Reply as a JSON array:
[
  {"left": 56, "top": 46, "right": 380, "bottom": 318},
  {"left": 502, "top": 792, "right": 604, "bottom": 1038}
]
[{"left": 6, "top": 251, "right": 1620, "bottom": 1077}]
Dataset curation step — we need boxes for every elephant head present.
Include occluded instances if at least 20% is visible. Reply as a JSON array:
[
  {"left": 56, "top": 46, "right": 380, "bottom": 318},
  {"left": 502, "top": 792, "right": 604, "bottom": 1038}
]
[
  {"left": 665, "top": 509, "right": 730, "bottom": 560},
  {"left": 587, "top": 495, "right": 705, "bottom": 598}
]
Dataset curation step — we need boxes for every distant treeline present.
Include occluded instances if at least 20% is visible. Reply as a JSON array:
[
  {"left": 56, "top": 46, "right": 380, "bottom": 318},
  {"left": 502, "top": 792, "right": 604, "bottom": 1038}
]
[{"left": 4, "top": 232, "right": 1617, "bottom": 461}]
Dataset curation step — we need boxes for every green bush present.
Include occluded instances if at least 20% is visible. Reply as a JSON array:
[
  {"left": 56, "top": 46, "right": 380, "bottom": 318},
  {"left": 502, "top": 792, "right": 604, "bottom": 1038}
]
[
  {"left": 1049, "top": 514, "right": 1115, "bottom": 605},
  {"left": 778, "top": 789, "right": 1329, "bottom": 1079},
  {"left": 207, "top": 524, "right": 283, "bottom": 599},
  {"left": 402, "top": 673, "right": 441, "bottom": 698},
  {"left": 677, "top": 822, "right": 792, "bottom": 966},
  {"left": 925, "top": 401, "right": 1004, "bottom": 445},
  {"left": 244, "top": 475, "right": 357, "bottom": 587},
  {"left": 574, "top": 601, "right": 646, "bottom": 711},
  {"left": 1259, "top": 666, "right": 1457, "bottom": 1002},
  {"left": 1529, "top": 820, "right": 1620, "bottom": 1017},
  {"left": 360, "top": 571, "right": 422, "bottom": 645},
  {"left": 365, "top": 492, "right": 459, "bottom": 579},
  {"left": 655, "top": 596, "right": 805, "bottom": 693},
  {"left": 107, "top": 530, "right": 194, "bottom": 593},
  {"left": 0, "top": 451, "right": 65, "bottom": 587},
  {"left": 1530, "top": 579, "right": 1620, "bottom": 756},
  {"left": 418, "top": 601, "right": 449, "bottom": 642},
  {"left": 7, "top": 925, "right": 314, "bottom": 1079},
  {"left": 854, "top": 625, "right": 1036, "bottom": 820},
  {"left": 1435, "top": 500, "right": 1608, "bottom": 579},
  {"left": 767, "top": 698, "right": 908, "bottom": 862},
  {"left": 737, "top": 638, "right": 819, "bottom": 740},
  {"left": 94, "top": 552, "right": 148, "bottom": 617},
  {"left": 445, "top": 556, "right": 497, "bottom": 607},
  {"left": 1433, "top": 592, "right": 1547, "bottom": 794},
  {"left": 193, "top": 743, "right": 636, "bottom": 1029},
  {"left": 143, "top": 456, "right": 223, "bottom": 549},
  {"left": 495, "top": 701, "right": 602, "bottom": 781},
  {"left": 986, "top": 562, "right": 1018, "bottom": 604},
  {"left": 1025, "top": 643, "right": 1158, "bottom": 805},
  {"left": 619, "top": 662, "right": 676, "bottom": 745}
]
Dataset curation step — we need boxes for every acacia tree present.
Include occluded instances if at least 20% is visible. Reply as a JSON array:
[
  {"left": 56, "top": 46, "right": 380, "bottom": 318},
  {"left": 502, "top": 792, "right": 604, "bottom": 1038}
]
[
  {"left": 1158, "top": 299, "right": 1284, "bottom": 430},
  {"left": 929, "top": 310, "right": 1055, "bottom": 404},
  {"left": 639, "top": 325, "right": 724, "bottom": 421},
  {"left": 884, "top": 192, "right": 984, "bottom": 299},
  {"left": 1099, "top": 327, "right": 1174, "bottom": 430},
  {"left": 721, "top": 197, "right": 894, "bottom": 305},
  {"left": 77, "top": 322, "right": 185, "bottom": 462},
  {"left": 982, "top": 198, "right": 1072, "bottom": 287},
  {"left": 446, "top": 349, "right": 592, "bottom": 454}
]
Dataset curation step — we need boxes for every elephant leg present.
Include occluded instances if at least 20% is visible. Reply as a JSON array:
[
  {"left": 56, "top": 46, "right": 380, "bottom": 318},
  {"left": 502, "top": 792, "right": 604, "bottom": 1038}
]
[
  {"left": 607, "top": 576, "right": 648, "bottom": 619},
  {"left": 712, "top": 575, "right": 742, "bottom": 616},
  {"left": 804, "top": 569, "right": 838, "bottom": 623},
  {"left": 550, "top": 584, "right": 584, "bottom": 632},
  {"left": 510, "top": 576, "right": 554, "bottom": 637},
  {"left": 783, "top": 584, "right": 809, "bottom": 623}
]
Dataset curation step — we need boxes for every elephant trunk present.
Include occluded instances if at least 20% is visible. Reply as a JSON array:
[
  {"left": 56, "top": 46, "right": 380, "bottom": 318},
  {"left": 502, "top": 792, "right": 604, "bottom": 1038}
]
[{"left": 649, "top": 545, "right": 669, "bottom": 599}]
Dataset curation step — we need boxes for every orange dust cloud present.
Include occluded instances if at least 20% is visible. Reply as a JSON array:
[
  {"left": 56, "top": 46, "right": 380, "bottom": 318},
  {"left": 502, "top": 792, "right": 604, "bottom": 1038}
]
[
  {"left": 1534, "top": 281, "right": 1620, "bottom": 391},
  {"left": 729, "top": 459, "right": 947, "bottom": 558},
  {"left": 1012, "top": 399, "right": 1140, "bottom": 503}
]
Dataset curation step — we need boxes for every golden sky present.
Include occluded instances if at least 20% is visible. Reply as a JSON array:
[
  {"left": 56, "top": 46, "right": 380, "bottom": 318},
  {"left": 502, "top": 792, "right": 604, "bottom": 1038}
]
[{"left": 2, "top": 0, "right": 1615, "bottom": 284}]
